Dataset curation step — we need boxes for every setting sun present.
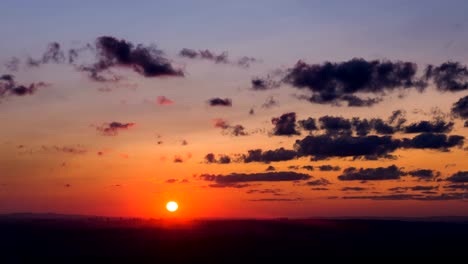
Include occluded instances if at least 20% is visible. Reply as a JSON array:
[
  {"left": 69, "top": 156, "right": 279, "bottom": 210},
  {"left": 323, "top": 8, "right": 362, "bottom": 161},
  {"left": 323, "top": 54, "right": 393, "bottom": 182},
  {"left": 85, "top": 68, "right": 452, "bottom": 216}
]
[{"left": 166, "top": 201, "right": 178, "bottom": 212}]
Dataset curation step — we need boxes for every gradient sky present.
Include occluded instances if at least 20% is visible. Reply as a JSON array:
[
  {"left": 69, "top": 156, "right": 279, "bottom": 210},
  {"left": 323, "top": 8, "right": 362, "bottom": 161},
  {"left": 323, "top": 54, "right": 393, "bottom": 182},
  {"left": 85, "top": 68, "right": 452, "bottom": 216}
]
[{"left": 1, "top": 0, "right": 468, "bottom": 218}]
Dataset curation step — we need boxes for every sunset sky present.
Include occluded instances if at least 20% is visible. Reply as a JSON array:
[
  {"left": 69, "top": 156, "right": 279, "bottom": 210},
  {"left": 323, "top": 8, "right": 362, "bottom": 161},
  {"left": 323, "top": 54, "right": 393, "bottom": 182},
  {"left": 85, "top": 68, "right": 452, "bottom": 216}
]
[{"left": 1, "top": 0, "right": 468, "bottom": 218}]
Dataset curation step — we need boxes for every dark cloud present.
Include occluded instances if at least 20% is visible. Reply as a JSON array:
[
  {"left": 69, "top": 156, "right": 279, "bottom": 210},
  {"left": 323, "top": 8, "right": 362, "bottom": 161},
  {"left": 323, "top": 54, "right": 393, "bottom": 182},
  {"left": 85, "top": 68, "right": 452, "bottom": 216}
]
[
  {"left": 295, "top": 134, "right": 399, "bottom": 160},
  {"left": 180, "top": 48, "right": 228, "bottom": 64},
  {"left": 246, "top": 188, "right": 282, "bottom": 195},
  {"left": 272, "top": 112, "right": 300, "bottom": 136},
  {"left": 403, "top": 120, "right": 454, "bottom": 133},
  {"left": 242, "top": 148, "right": 297, "bottom": 163},
  {"left": 445, "top": 184, "right": 468, "bottom": 190},
  {"left": 284, "top": 58, "right": 426, "bottom": 106},
  {"left": 446, "top": 171, "right": 468, "bottom": 183},
  {"left": 341, "top": 187, "right": 367, "bottom": 191},
  {"left": 319, "top": 116, "right": 352, "bottom": 136},
  {"left": 306, "top": 178, "right": 331, "bottom": 186},
  {"left": 351, "top": 118, "right": 372, "bottom": 136},
  {"left": 208, "top": 183, "right": 252, "bottom": 188},
  {"left": 204, "top": 153, "right": 216, "bottom": 163},
  {"left": 251, "top": 76, "right": 280, "bottom": 90},
  {"left": 200, "top": 171, "right": 312, "bottom": 184},
  {"left": 451, "top": 95, "right": 468, "bottom": 119},
  {"left": 338, "top": 165, "right": 404, "bottom": 181},
  {"left": 0, "top": 74, "right": 48, "bottom": 99},
  {"left": 425, "top": 62, "right": 468, "bottom": 91},
  {"left": 203, "top": 153, "right": 231, "bottom": 164},
  {"left": 318, "top": 165, "right": 341, "bottom": 171},
  {"left": 218, "top": 155, "right": 231, "bottom": 164},
  {"left": 401, "top": 133, "right": 464, "bottom": 150},
  {"left": 302, "top": 165, "right": 314, "bottom": 171},
  {"left": 298, "top": 117, "right": 318, "bottom": 131},
  {"left": 311, "top": 187, "right": 328, "bottom": 191},
  {"left": 179, "top": 48, "right": 257, "bottom": 68},
  {"left": 248, "top": 198, "right": 303, "bottom": 202},
  {"left": 407, "top": 169, "right": 441, "bottom": 181},
  {"left": 96, "top": 122, "right": 135, "bottom": 136},
  {"left": 342, "top": 194, "right": 423, "bottom": 200},
  {"left": 388, "top": 109, "right": 407, "bottom": 127},
  {"left": 208, "top": 97, "right": 232, "bottom": 107},
  {"left": 372, "top": 118, "right": 396, "bottom": 135},
  {"left": 389, "top": 186, "right": 438, "bottom": 192},
  {"left": 342, "top": 193, "right": 466, "bottom": 201},
  {"left": 265, "top": 165, "right": 276, "bottom": 171},
  {"left": 80, "top": 36, "right": 183, "bottom": 81}
]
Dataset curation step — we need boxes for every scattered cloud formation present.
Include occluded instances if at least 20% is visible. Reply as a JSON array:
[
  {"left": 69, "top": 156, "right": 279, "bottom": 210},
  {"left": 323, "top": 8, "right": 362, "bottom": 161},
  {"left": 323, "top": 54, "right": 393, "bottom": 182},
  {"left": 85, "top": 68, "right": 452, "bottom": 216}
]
[
  {"left": 403, "top": 120, "right": 453, "bottom": 134},
  {"left": 295, "top": 134, "right": 400, "bottom": 160},
  {"left": 200, "top": 171, "right": 312, "bottom": 185},
  {"left": 242, "top": 148, "right": 297, "bottom": 163},
  {"left": 407, "top": 169, "right": 441, "bottom": 181},
  {"left": 318, "top": 165, "right": 341, "bottom": 171},
  {"left": 208, "top": 97, "right": 232, "bottom": 107},
  {"left": 452, "top": 95, "right": 468, "bottom": 119},
  {"left": 342, "top": 187, "right": 367, "bottom": 191},
  {"left": 425, "top": 62, "right": 468, "bottom": 91},
  {"left": 338, "top": 165, "right": 405, "bottom": 181},
  {"left": 27, "top": 42, "right": 66, "bottom": 66},
  {"left": 179, "top": 48, "right": 257, "bottom": 68},
  {"left": 212, "top": 118, "right": 248, "bottom": 136},
  {"left": 306, "top": 178, "right": 331, "bottom": 186},
  {"left": 272, "top": 112, "right": 300, "bottom": 136},
  {"left": 341, "top": 193, "right": 466, "bottom": 201},
  {"left": 284, "top": 59, "right": 426, "bottom": 106},
  {"left": 96, "top": 122, "right": 135, "bottom": 136},
  {"left": 204, "top": 153, "right": 231, "bottom": 164},
  {"left": 1, "top": 74, "right": 49, "bottom": 99},
  {"left": 446, "top": 171, "right": 468, "bottom": 183},
  {"left": 79, "top": 36, "right": 183, "bottom": 81}
]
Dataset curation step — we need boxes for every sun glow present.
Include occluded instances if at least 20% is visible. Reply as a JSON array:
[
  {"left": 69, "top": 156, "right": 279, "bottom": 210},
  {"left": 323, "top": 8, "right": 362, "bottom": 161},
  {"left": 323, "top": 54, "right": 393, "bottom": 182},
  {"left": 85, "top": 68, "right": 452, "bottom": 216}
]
[{"left": 166, "top": 201, "right": 178, "bottom": 212}]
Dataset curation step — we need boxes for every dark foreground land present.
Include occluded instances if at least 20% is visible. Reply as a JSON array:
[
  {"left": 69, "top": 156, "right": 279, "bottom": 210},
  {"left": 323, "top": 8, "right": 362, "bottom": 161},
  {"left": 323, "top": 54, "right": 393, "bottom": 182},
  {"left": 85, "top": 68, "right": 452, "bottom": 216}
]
[{"left": 1, "top": 214, "right": 468, "bottom": 261}]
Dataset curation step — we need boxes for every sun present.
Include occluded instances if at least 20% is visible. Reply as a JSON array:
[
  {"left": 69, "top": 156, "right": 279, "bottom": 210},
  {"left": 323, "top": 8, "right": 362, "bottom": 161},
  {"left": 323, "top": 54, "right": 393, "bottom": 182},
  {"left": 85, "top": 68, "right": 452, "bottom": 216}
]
[{"left": 166, "top": 201, "right": 178, "bottom": 212}]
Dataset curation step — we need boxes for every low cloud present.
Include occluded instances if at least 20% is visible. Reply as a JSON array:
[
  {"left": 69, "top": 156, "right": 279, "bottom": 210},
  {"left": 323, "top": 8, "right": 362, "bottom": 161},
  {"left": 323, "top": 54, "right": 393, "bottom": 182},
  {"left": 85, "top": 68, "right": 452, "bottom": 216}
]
[
  {"left": 212, "top": 118, "right": 248, "bottom": 136},
  {"left": 96, "top": 122, "right": 135, "bottom": 136},
  {"left": 242, "top": 148, "right": 297, "bottom": 163},
  {"left": 306, "top": 178, "right": 331, "bottom": 186},
  {"left": 179, "top": 48, "right": 257, "bottom": 68},
  {"left": 208, "top": 97, "right": 232, "bottom": 107},
  {"left": 1, "top": 74, "right": 49, "bottom": 99},
  {"left": 446, "top": 171, "right": 468, "bottom": 183},
  {"left": 452, "top": 95, "right": 468, "bottom": 119},
  {"left": 200, "top": 171, "right": 312, "bottom": 184},
  {"left": 338, "top": 165, "right": 405, "bottom": 181},
  {"left": 272, "top": 112, "right": 300, "bottom": 136}
]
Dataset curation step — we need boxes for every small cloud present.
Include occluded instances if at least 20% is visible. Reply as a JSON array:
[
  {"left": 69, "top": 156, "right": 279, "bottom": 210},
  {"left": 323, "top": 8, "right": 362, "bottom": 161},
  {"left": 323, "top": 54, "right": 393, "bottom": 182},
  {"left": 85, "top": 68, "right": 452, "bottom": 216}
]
[
  {"left": 156, "top": 96, "right": 174, "bottom": 105},
  {"left": 208, "top": 97, "right": 232, "bottom": 107},
  {"left": 96, "top": 122, "right": 135, "bottom": 136}
]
